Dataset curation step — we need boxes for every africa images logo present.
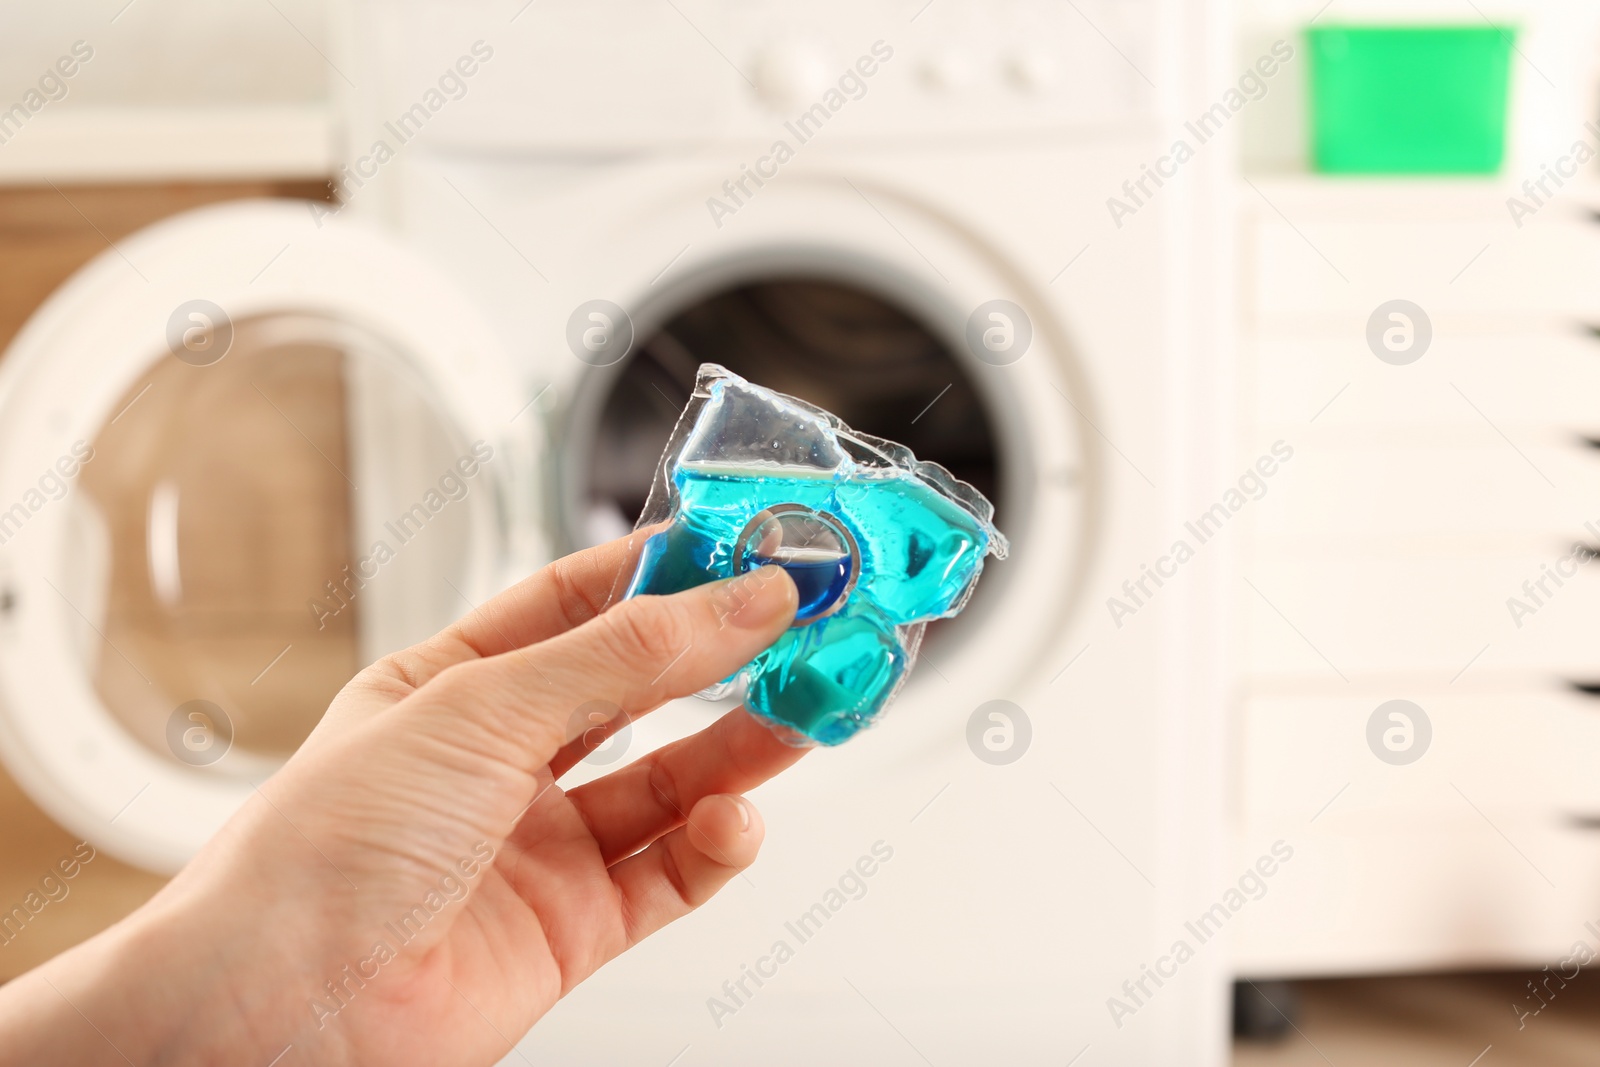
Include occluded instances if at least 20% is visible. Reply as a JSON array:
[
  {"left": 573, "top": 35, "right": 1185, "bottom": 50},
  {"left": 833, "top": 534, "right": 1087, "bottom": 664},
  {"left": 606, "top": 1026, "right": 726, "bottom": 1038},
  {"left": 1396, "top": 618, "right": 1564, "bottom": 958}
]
[
  {"left": 306, "top": 442, "right": 493, "bottom": 630},
  {"left": 1106, "top": 41, "right": 1292, "bottom": 228},
  {"left": 705, "top": 41, "right": 894, "bottom": 229}
]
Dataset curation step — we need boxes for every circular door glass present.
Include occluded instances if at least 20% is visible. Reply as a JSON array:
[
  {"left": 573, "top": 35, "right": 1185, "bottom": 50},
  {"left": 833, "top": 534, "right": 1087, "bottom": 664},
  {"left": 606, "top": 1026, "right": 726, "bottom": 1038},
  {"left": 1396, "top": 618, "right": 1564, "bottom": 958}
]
[{"left": 70, "top": 313, "right": 475, "bottom": 766}]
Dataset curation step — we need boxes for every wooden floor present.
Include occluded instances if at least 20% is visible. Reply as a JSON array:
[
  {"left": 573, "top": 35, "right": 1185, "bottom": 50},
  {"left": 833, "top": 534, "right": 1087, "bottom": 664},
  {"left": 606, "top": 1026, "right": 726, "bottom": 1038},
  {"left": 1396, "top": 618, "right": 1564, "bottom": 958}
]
[{"left": 1235, "top": 972, "right": 1600, "bottom": 1067}]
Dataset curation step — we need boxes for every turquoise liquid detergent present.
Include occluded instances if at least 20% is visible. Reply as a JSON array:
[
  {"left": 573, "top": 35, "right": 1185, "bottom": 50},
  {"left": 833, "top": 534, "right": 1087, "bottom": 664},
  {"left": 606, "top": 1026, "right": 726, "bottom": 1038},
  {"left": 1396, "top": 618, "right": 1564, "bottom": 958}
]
[
  {"left": 621, "top": 364, "right": 1006, "bottom": 746},
  {"left": 627, "top": 463, "right": 993, "bottom": 744}
]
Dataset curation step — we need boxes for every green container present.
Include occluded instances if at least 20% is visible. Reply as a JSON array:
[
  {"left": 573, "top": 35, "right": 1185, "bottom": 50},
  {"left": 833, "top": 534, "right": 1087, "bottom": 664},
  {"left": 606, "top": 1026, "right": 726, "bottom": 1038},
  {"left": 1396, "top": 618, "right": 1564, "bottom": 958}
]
[{"left": 1307, "top": 26, "right": 1515, "bottom": 174}]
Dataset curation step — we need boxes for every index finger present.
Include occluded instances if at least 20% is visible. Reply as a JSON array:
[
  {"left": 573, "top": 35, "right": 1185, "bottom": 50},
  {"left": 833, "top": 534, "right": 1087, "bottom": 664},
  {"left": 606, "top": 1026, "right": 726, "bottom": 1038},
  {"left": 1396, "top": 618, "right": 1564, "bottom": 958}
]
[
  {"left": 444, "top": 534, "right": 640, "bottom": 655},
  {"left": 386, "top": 531, "right": 649, "bottom": 686},
  {"left": 426, "top": 565, "right": 798, "bottom": 775}
]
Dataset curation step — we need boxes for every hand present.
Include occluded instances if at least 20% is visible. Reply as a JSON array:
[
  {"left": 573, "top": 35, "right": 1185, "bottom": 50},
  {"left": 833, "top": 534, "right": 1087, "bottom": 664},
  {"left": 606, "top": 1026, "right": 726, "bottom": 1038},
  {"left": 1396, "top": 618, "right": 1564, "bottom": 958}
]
[{"left": 0, "top": 536, "right": 801, "bottom": 1066}]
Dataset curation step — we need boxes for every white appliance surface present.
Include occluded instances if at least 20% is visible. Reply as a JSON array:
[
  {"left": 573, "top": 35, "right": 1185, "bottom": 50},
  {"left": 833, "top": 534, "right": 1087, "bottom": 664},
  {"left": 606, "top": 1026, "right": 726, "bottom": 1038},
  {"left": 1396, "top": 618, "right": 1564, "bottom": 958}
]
[
  {"left": 340, "top": 2, "right": 1233, "bottom": 1062},
  {"left": 0, "top": 1, "right": 1237, "bottom": 1063}
]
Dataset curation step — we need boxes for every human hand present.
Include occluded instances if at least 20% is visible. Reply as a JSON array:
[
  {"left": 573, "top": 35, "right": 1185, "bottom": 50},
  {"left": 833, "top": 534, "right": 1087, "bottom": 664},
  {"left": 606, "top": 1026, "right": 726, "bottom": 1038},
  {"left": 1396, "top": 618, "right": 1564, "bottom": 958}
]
[{"left": 0, "top": 536, "right": 801, "bottom": 1066}]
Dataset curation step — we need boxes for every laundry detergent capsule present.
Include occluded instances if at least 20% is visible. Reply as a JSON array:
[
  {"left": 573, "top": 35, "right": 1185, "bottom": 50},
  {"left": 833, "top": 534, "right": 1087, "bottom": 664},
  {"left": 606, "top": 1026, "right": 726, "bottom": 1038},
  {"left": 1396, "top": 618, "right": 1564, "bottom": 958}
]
[{"left": 618, "top": 363, "right": 1007, "bottom": 746}]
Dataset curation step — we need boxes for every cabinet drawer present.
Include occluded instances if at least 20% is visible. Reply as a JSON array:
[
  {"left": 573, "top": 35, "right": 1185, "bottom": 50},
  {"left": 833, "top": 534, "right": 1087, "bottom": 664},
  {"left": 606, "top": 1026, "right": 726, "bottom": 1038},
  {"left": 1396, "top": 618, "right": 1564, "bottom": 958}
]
[
  {"left": 1249, "top": 216, "right": 1600, "bottom": 324},
  {"left": 1253, "top": 441, "right": 1600, "bottom": 545},
  {"left": 1235, "top": 689, "right": 1600, "bottom": 974},
  {"left": 1244, "top": 555, "right": 1600, "bottom": 679},
  {"left": 1250, "top": 332, "right": 1600, "bottom": 433},
  {"left": 1240, "top": 690, "right": 1600, "bottom": 830}
]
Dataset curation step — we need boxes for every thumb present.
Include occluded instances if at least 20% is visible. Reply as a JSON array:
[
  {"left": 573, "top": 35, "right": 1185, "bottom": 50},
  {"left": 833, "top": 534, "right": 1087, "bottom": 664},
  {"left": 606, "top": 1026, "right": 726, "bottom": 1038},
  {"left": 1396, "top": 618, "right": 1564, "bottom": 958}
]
[{"left": 420, "top": 565, "right": 798, "bottom": 770}]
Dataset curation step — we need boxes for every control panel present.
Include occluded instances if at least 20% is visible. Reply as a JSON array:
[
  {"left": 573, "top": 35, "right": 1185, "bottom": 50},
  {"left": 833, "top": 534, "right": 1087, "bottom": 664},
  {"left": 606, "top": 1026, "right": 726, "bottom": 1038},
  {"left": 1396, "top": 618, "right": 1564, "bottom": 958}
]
[{"left": 351, "top": 0, "right": 1164, "bottom": 153}]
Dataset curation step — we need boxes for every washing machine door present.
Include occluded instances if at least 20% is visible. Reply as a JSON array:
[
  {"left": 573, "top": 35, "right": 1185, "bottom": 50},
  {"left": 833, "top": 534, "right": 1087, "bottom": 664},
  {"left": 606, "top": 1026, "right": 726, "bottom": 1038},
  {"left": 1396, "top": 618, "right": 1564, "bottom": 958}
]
[{"left": 0, "top": 200, "right": 545, "bottom": 874}]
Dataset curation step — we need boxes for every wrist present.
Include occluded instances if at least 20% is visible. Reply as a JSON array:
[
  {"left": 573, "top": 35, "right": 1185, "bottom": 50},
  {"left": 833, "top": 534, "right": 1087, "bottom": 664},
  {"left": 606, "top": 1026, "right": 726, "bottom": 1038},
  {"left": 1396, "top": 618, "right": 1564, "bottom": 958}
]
[{"left": 0, "top": 874, "right": 330, "bottom": 1066}]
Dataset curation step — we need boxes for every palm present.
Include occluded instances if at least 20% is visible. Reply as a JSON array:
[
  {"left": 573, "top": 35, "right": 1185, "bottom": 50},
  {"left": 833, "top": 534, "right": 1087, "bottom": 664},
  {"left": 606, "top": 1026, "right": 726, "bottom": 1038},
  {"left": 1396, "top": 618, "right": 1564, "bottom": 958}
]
[{"left": 344, "top": 790, "right": 631, "bottom": 1067}]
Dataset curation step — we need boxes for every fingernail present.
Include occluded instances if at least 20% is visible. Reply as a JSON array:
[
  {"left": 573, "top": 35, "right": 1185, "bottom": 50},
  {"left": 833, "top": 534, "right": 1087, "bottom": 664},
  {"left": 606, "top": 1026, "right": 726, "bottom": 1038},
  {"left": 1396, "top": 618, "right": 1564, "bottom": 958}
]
[
  {"left": 732, "top": 795, "right": 752, "bottom": 831},
  {"left": 724, "top": 566, "right": 795, "bottom": 629}
]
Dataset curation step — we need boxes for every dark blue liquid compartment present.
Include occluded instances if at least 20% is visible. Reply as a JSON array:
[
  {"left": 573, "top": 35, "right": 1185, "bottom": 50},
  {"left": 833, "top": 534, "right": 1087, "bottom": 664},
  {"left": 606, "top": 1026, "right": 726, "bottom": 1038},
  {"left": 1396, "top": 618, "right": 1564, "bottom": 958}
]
[{"left": 747, "top": 550, "right": 853, "bottom": 621}]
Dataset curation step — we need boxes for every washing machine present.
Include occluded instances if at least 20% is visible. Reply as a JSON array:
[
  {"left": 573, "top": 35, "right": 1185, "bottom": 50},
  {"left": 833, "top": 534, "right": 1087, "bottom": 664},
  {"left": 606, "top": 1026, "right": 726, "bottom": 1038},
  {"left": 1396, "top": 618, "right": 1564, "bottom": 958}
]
[{"left": 0, "top": 1, "right": 1235, "bottom": 1063}]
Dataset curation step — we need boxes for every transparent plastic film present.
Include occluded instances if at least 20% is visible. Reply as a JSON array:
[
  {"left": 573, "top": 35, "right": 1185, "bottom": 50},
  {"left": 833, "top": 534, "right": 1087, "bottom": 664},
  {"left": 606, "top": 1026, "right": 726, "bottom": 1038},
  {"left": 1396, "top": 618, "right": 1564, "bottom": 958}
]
[{"left": 612, "top": 363, "right": 1007, "bottom": 746}]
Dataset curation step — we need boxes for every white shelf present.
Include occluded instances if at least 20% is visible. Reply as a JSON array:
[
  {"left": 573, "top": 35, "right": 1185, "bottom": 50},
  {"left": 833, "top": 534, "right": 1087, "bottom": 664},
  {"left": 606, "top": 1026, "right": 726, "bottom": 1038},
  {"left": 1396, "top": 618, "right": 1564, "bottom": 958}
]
[
  {"left": 1238, "top": 170, "right": 1600, "bottom": 218},
  {"left": 0, "top": 105, "right": 336, "bottom": 185}
]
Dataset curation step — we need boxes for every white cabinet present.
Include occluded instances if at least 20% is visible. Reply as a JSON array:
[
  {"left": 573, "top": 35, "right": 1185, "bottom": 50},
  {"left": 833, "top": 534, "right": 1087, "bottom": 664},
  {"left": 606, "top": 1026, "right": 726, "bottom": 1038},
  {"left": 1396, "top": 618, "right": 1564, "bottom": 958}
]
[{"left": 1233, "top": 178, "right": 1600, "bottom": 975}]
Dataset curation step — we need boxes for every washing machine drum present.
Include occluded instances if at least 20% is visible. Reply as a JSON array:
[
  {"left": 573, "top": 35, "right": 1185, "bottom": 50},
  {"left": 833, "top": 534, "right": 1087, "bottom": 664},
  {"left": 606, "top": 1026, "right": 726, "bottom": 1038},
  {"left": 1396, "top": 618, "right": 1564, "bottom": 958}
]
[{"left": 0, "top": 202, "right": 540, "bottom": 874}]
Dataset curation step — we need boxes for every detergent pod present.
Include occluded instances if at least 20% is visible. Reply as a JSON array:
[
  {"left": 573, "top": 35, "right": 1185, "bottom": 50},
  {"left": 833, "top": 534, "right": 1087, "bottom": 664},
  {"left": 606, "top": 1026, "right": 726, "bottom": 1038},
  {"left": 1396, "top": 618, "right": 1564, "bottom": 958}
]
[{"left": 619, "top": 363, "right": 1008, "bottom": 746}]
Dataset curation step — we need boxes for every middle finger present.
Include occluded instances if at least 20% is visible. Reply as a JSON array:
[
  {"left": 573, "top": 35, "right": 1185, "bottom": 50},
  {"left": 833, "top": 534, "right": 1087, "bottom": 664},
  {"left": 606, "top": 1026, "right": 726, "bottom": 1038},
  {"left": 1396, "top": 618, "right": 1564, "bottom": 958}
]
[{"left": 561, "top": 707, "right": 810, "bottom": 865}]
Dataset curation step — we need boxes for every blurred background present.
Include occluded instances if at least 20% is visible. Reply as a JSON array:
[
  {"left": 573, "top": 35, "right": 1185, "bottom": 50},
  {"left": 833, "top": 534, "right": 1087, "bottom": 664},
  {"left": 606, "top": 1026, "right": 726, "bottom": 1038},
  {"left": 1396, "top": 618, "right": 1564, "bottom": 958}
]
[{"left": 1, "top": 1, "right": 1598, "bottom": 1064}]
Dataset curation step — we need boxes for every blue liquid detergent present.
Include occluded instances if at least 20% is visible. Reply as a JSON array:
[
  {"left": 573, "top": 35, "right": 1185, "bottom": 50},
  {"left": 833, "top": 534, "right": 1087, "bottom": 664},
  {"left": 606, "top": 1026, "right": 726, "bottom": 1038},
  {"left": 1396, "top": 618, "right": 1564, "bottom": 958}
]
[
  {"left": 627, "top": 461, "right": 994, "bottom": 744},
  {"left": 748, "top": 544, "right": 853, "bottom": 622}
]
